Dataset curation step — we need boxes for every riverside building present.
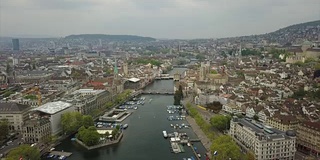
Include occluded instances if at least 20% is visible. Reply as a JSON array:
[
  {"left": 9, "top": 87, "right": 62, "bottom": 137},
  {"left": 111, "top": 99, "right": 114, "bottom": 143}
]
[{"left": 229, "top": 117, "right": 296, "bottom": 160}]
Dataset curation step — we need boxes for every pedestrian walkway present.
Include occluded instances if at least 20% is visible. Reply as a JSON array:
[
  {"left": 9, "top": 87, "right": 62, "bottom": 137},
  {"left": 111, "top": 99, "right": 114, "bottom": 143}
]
[{"left": 186, "top": 116, "right": 212, "bottom": 158}]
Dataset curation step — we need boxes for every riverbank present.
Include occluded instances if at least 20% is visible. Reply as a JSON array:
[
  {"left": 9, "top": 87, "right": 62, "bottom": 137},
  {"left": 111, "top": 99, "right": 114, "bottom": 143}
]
[{"left": 186, "top": 116, "right": 212, "bottom": 158}]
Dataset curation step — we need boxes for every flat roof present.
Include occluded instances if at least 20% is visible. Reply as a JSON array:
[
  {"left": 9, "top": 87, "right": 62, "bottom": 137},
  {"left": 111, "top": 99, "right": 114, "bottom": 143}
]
[
  {"left": 128, "top": 77, "right": 140, "bottom": 83},
  {"left": 235, "top": 118, "right": 292, "bottom": 141},
  {"left": 72, "top": 89, "right": 105, "bottom": 94},
  {"left": 33, "top": 101, "right": 72, "bottom": 115}
]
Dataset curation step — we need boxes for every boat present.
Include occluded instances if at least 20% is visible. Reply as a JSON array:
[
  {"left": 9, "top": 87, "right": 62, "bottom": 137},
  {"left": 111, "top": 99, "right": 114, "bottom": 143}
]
[
  {"left": 170, "top": 124, "right": 173, "bottom": 127},
  {"left": 163, "top": 131, "right": 168, "bottom": 138},
  {"left": 197, "top": 153, "right": 201, "bottom": 158},
  {"left": 123, "top": 124, "right": 128, "bottom": 129},
  {"left": 134, "top": 106, "right": 138, "bottom": 110},
  {"left": 187, "top": 143, "right": 191, "bottom": 147}
]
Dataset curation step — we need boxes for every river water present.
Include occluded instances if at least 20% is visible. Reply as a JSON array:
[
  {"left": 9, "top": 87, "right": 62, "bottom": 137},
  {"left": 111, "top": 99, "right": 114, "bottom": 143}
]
[{"left": 52, "top": 68, "right": 207, "bottom": 160}]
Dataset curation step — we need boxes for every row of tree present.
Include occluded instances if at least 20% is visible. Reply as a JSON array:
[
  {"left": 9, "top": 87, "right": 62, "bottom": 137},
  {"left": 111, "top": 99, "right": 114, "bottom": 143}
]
[{"left": 185, "top": 103, "right": 254, "bottom": 160}]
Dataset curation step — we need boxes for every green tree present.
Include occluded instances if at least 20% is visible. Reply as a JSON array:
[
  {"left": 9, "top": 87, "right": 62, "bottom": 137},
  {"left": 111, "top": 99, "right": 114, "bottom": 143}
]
[
  {"left": 292, "top": 88, "right": 306, "bottom": 99},
  {"left": 6, "top": 145, "right": 41, "bottom": 160},
  {"left": 210, "top": 115, "right": 231, "bottom": 131},
  {"left": 0, "top": 119, "right": 9, "bottom": 140},
  {"left": 253, "top": 115, "right": 259, "bottom": 121},
  {"left": 245, "top": 151, "right": 256, "bottom": 160},
  {"left": 210, "top": 135, "right": 241, "bottom": 160},
  {"left": 315, "top": 63, "right": 320, "bottom": 70},
  {"left": 77, "top": 127, "right": 100, "bottom": 146},
  {"left": 178, "top": 85, "right": 183, "bottom": 99},
  {"left": 173, "top": 90, "right": 182, "bottom": 105},
  {"left": 44, "top": 135, "right": 58, "bottom": 145},
  {"left": 61, "top": 112, "right": 83, "bottom": 134},
  {"left": 82, "top": 115, "right": 94, "bottom": 128}
]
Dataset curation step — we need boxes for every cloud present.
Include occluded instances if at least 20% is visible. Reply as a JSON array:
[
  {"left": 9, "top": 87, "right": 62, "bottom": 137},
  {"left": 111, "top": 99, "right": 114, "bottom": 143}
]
[{"left": 0, "top": 0, "right": 319, "bottom": 39}]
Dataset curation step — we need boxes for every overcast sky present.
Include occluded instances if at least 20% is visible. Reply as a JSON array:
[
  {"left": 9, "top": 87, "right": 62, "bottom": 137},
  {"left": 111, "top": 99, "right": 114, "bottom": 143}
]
[{"left": 0, "top": 0, "right": 319, "bottom": 39}]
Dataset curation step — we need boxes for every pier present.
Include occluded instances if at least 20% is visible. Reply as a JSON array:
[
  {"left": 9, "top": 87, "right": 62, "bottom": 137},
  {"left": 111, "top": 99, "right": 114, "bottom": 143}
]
[
  {"left": 50, "top": 151, "right": 72, "bottom": 157},
  {"left": 190, "top": 139, "right": 201, "bottom": 142}
]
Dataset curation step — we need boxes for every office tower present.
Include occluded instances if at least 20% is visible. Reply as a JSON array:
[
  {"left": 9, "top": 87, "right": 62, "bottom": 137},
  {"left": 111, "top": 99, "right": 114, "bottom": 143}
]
[{"left": 12, "top": 39, "right": 20, "bottom": 51}]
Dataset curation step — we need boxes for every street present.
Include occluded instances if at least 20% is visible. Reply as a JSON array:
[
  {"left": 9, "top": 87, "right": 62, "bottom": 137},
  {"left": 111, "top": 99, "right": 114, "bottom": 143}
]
[{"left": 0, "top": 134, "right": 23, "bottom": 157}]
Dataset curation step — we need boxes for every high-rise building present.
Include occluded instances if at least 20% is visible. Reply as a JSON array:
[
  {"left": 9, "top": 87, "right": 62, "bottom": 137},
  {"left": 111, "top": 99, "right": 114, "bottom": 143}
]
[{"left": 12, "top": 39, "right": 20, "bottom": 51}]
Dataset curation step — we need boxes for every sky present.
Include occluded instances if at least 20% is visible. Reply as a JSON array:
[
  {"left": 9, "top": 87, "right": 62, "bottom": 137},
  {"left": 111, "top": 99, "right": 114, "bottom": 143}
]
[{"left": 0, "top": 0, "right": 319, "bottom": 39}]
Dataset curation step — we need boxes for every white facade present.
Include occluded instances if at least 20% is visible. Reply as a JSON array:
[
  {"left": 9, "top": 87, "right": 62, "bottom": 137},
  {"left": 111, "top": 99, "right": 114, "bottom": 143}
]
[
  {"left": 229, "top": 118, "right": 296, "bottom": 160},
  {"left": 33, "top": 101, "right": 75, "bottom": 135}
]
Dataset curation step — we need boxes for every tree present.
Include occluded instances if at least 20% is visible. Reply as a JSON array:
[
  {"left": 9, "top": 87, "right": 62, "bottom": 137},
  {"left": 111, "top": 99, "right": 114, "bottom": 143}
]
[
  {"left": 6, "top": 145, "right": 41, "bottom": 160},
  {"left": 61, "top": 112, "right": 83, "bottom": 134},
  {"left": 178, "top": 85, "right": 183, "bottom": 99},
  {"left": 210, "top": 115, "right": 231, "bottom": 131},
  {"left": 245, "top": 151, "right": 256, "bottom": 160},
  {"left": 0, "top": 119, "right": 9, "bottom": 140},
  {"left": 173, "top": 90, "right": 182, "bottom": 105},
  {"left": 315, "top": 63, "right": 320, "bottom": 70},
  {"left": 210, "top": 135, "right": 241, "bottom": 160},
  {"left": 44, "top": 135, "right": 57, "bottom": 145},
  {"left": 77, "top": 126, "right": 100, "bottom": 146},
  {"left": 82, "top": 115, "right": 94, "bottom": 128},
  {"left": 253, "top": 115, "right": 259, "bottom": 121}
]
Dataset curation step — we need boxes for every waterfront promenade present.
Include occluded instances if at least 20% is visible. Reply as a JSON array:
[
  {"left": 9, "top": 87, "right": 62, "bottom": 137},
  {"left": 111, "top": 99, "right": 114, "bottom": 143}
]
[{"left": 186, "top": 116, "right": 212, "bottom": 158}]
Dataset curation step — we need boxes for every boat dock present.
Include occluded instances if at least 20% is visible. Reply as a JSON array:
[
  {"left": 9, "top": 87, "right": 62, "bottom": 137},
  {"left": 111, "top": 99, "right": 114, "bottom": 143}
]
[
  {"left": 50, "top": 151, "right": 72, "bottom": 157},
  {"left": 190, "top": 139, "right": 201, "bottom": 142},
  {"left": 189, "top": 143, "right": 201, "bottom": 160}
]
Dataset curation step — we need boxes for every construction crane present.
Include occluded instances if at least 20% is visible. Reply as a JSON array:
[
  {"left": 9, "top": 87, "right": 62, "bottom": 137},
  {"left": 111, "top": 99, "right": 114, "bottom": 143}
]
[{"left": 23, "top": 85, "right": 42, "bottom": 106}]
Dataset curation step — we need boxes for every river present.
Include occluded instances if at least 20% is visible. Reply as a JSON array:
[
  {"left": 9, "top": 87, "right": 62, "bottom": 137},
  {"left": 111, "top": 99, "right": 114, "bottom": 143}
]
[{"left": 51, "top": 68, "right": 207, "bottom": 160}]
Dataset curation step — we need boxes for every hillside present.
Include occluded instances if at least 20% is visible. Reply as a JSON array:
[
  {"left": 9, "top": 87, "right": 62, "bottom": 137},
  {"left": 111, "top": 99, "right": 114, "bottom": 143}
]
[
  {"left": 220, "top": 20, "right": 320, "bottom": 45},
  {"left": 65, "top": 34, "right": 156, "bottom": 41}
]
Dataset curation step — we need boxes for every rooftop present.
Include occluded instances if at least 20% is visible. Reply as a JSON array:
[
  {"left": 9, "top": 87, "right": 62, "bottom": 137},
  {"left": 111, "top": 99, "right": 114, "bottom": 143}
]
[
  {"left": 127, "top": 77, "right": 140, "bottom": 83},
  {"left": 234, "top": 118, "right": 295, "bottom": 141},
  {"left": 0, "top": 102, "right": 30, "bottom": 113},
  {"left": 33, "top": 101, "right": 72, "bottom": 115}
]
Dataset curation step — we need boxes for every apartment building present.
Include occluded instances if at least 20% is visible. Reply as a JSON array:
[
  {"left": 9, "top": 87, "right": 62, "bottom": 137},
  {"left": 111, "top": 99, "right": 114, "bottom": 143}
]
[
  {"left": 0, "top": 102, "right": 31, "bottom": 132},
  {"left": 266, "top": 115, "right": 300, "bottom": 131},
  {"left": 22, "top": 117, "right": 51, "bottom": 144},
  {"left": 296, "top": 121, "right": 320, "bottom": 157},
  {"left": 230, "top": 117, "right": 296, "bottom": 160}
]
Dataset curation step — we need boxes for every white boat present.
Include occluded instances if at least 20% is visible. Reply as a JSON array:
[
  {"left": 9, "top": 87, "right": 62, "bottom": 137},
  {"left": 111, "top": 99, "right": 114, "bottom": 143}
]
[
  {"left": 123, "top": 124, "right": 128, "bottom": 129},
  {"left": 187, "top": 143, "right": 191, "bottom": 147},
  {"left": 163, "top": 131, "right": 168, "bottom": 138},
  {"left": 197, "top": 153, "right": 201, "bottom": 158}
]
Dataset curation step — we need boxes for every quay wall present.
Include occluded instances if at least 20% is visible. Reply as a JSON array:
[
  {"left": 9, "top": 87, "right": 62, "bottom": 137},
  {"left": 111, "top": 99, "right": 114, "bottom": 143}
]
[{"left": 75, "top": 133, "right": 123, "bottom": 150}]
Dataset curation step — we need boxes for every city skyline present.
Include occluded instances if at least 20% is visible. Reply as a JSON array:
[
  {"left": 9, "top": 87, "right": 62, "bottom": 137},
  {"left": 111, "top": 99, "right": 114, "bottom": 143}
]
[{"left": 0, "top": 0, "right": 319, "bottom": 39}]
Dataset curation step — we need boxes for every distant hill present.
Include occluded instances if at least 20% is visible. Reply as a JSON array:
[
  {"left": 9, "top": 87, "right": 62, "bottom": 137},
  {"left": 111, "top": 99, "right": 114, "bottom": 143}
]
[
  {"left": 221, "top": 20, "right": 320, "bottom": 45},
  {"left": 65, "top": 34, "right": 156, "bottom": 41}
]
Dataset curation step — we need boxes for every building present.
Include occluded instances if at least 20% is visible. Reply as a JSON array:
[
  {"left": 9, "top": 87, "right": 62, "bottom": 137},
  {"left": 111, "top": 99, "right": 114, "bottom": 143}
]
[
  {"left": 22, "top": 117, "right": 51, "bottom": 144},
  {"left": 32, "top": 101, "right": 74, "bottom": 135},
  {"left": 173, "top": 73, "right": 181, "bottom": 81},
  {"left": 296, "top": 121, "right": 320, "bottom": 157},
  {"left": 61, "top": 89, "right": 111, "bottom": 115},
  {"left": 124, "top": 78, "right": 141, "bottom": 90},
  {"left": 0, "top": 102, "right": 31, "bottom": 132},
  {"left": 266, "top": 115, "right": 300, "bottom": 131},
  {"left": 12, "top": 39, "right": 20, "bottom": 51},
  {"left": 229, "top": 117, "right": 296, "bottom": 160}
]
